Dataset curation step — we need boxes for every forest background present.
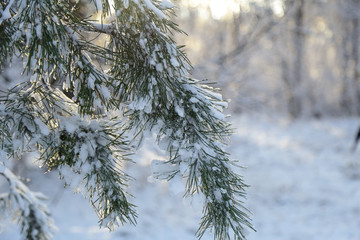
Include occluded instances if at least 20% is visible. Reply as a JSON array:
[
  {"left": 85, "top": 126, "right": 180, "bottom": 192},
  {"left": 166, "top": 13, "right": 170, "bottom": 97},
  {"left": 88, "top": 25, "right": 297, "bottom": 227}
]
[{"left": 175, "top": 0, "right": 360, "bottom": 119}]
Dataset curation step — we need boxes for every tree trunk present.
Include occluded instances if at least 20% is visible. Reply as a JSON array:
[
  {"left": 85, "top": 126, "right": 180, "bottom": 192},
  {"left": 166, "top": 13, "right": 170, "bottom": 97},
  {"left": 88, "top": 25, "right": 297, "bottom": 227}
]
[
  {"left": 282, "top": 0, "right": 305, "bottom": 118},
  {"left": 340, "top": 16, "right": 353, "bottom": 114},
  {"left": 352, "top": 0, "right": 360, "bottom": 114},
  {"left": 339, "top": 0, "right": 360, "bottom": 115},
  {"left": 290, "top": 0, "right": 305, "bottom": 118}
]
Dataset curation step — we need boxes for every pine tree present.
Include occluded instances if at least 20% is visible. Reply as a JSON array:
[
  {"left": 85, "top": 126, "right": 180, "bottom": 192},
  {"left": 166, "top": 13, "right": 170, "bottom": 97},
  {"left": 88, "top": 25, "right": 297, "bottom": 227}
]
[{"left": 0, "top": 0, "right": 253, "bottom": 239}]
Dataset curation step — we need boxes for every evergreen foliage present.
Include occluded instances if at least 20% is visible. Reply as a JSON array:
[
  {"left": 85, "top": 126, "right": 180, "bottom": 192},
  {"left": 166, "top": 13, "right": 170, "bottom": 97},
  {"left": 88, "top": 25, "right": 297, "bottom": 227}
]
[{"left": 0, "top": 0, "right": 253, "bottom": 239}]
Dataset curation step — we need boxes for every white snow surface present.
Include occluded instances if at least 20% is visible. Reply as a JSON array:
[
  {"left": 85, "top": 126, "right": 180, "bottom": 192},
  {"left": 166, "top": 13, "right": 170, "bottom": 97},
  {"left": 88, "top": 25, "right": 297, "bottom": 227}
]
[
  {"left": 1, "top": 114, "right": 360, "bottom": 240},
  {"left": 142, "top": 0, "right": 166, "bottom": 19},
  {"left": 159, "top": 0, "right": 176, "bottom": 10}
]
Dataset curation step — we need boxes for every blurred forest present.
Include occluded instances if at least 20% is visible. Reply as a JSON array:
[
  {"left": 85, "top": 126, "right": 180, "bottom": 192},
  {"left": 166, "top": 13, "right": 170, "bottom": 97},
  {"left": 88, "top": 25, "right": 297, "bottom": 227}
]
[
  {"left": 174, "top": 0, "right": 360, "bottom": 118},
  {"left": 1, "top": 0, "right": 359, "bottom": 118}
]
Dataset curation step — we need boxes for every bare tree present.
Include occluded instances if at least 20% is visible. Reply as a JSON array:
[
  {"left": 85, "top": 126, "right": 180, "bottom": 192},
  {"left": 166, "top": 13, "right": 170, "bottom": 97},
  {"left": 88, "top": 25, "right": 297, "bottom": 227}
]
[
  {"left": 280, "top": 0, "right": 306, "bottom": 118},
  {"left": 351, "top": 0, "right": 360, "bottom": 114},
  {"left": 337, "top": 0, "right": 360, "bottom": 115}
]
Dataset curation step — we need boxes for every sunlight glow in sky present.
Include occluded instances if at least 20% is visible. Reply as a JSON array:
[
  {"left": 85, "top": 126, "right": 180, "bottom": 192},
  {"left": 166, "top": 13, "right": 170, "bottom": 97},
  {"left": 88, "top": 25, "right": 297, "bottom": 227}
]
[
  {"left": 181, "top": 0, "right": 284, "bottom": 19},
  {"left": 183, "top": 0, "right": 240, "bottom": 19},
  {"left": 208, "top": 0, "right": 241, "bottom": 19},
  {"left": 99, "top": 0, "right": 284, "bottom": 21}
]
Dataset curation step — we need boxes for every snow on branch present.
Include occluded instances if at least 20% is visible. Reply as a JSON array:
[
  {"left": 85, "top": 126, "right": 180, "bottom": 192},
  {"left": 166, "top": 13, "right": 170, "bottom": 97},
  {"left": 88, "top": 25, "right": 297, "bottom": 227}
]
[
  {"left": 0, "top": 164, "right": 56, "bottom": 240},
  {"left": 0, "top": 0, "right": 253, "bottom": 239},
  {"left": 141, "top": 0, "right": 166, "bottom": 19},
  {"left": 40, "top": 114, "right": 137, "bottom": 228},
  {"left": 0, "top": 0, "right": 15, "bottom": 25}
]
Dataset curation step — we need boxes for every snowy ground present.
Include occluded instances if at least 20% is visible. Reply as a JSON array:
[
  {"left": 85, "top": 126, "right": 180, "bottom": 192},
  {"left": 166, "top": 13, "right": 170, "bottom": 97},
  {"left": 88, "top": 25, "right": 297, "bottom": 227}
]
[{"left": 1, "top": 114, "right": 360, "bottom": 240}]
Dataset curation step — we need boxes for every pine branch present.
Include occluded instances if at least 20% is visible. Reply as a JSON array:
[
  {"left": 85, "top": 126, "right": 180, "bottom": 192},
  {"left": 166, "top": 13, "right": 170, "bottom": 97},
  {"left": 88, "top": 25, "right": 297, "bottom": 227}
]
[
  {"left": 0, "top": 164, "right": 56, "bottom": 240},
  {"left": 0, "top": 83, "right": 137, "bottom": 228},
  {"left": 0, "top": 0, "right": 254, "bottom": 239},
  {"left": 41, "top": 114, "right": 137, "bottom": 228}
]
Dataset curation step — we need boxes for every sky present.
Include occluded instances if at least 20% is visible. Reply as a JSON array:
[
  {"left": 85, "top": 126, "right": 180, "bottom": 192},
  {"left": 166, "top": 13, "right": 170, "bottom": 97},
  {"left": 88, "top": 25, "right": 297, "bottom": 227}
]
[{"left": 180, "top": 0, "right": 284, "bottom": 19}]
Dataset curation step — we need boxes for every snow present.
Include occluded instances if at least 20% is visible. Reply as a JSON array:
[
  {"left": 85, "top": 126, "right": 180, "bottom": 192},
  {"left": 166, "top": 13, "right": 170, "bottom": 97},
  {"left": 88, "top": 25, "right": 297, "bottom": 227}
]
[
  {"left": 87, "top": 74, "right": 96, "bottom": 89},
  {"left": 99, "top": 85, "right": 111, "bottom": 100},
  {"left": 0, "top": 162, "right": 5, "bottom": 173},
  {"left": 159, "top": 0, "right": 176, "bottom": 10},
  {"left": 189, "top": 97, "right": 199, "bottom": 103},
  {"left": 174, "top": 101, "right": 185, "bottom": 117},
  {"left": 36, "top": 23, "right": 42, "bottom": 39},
  {"left": 213, "top": 188, "right": 223, "bottom": 202},
  {"left": 150, "top": 159, "right": 177, "bottom": 180},
  {"left": 0, "top": 0, "right": 15, "bottom": 24},
  {"left": 1, "top": 114, "right": 360, "bottom": 240},
  {"left": 168, "top": 174, "right": 185, "bottom": 195},
  {"left": 232, "top": 115, "right": 360, "bottom": 240},
  {"left": 128, "top": 97, "right": 152, "bottom": 113},
  {"left": 179, "top": 161, "right": 189, "bottom": 175},
  {"left": 1, "top": 166, "right": 56, "bottom": 238},
  {"left": 142, "top": 0, "right": 166, "bottom": 19},
  {"left": 79, "top": 144, "right": 89, "bottom": 163},
  {"left": 170, "top": 57, "right": 180, "bottom": 67},
  {"left": 156, "top": 63, "right": 163, "bottom": 72},
  {"left": 123, "top": 0, "right": 129, "bottom": 9},
  {"left": 61, "top": 117, "right": 78, "bottom": 134},
  {"left": 139, "top": 38, "right": 147, "bottom": 49},
  {"left": 26, "top": 27, "right": 33, "bottom": 48},
  {"left": 209, "top": 106, "right": 225, "bottom": 121},
  {"left": 34, "top": 118, "right": 50, "bottom": 136}
]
